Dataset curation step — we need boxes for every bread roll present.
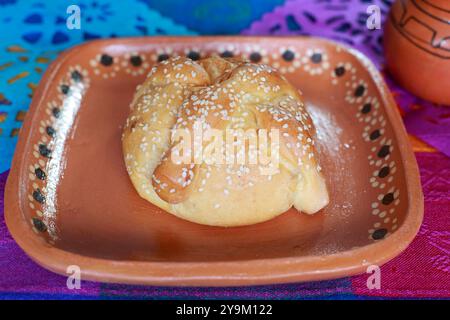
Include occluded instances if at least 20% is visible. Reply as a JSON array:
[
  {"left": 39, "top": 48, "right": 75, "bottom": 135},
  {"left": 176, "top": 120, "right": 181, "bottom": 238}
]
[{"left": 122, "top": 55, "right": 329, "bottom": 226}]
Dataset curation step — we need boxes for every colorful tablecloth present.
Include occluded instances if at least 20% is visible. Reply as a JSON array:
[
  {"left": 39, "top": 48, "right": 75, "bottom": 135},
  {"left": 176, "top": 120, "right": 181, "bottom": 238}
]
[{"left": 0, "top": 0, "right": 449, "bottom": 299}]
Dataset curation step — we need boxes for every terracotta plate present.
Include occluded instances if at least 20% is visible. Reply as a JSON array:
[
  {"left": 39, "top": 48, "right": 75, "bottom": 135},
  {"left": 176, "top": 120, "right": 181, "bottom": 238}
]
[{"left": 5, "top": 37, "right": 423, "bottom": 286}]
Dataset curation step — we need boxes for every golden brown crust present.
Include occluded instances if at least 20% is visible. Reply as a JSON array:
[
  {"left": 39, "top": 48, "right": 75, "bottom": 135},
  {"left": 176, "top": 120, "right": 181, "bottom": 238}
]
[{"left": 122, "top": 55, "right": 329, "bottom": 226}]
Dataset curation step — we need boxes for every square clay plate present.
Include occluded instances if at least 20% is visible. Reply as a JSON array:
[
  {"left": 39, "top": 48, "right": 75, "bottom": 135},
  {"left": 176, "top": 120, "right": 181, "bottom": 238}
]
[{"left": 5, "top": 37, "right": 423, "bottom": 286}]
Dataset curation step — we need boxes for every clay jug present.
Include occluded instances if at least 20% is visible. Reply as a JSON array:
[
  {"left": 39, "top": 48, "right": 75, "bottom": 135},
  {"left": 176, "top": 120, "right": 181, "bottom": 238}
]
[{"left": 384, "top": 0, "right": 450, "bottom": 105}]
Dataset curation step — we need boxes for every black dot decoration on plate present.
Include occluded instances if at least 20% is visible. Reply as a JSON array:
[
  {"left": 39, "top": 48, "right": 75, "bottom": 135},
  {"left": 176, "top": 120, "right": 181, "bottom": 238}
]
[
  {"left": 311, "top": 53, "right": 322, "bottom": 63},
  {"left": 370, "top": 129, "right": 381, "bottom": 141},
  {"left": 220, "top": 51, "right": 233, "bottom": 58},
  {"left": 378, "top": 145, "right": 390, "bottom": 158},
  {"left": 46, "top": 126, "right": 55, "bottom": 137},
  {"left": 249, "top": 52, "right": 262, "bottom": 63},
  {"left": 130, "top": 55, "right": 142, "bottom": 67},
  {"left": 157, "top": 53, "right": 169, "bottom": 62},
  {"left": 32, "top": 217, "right": 47, "bottom": 232},
  {"left": 334, "top": 66, "right": 345, "bottom": 77},
  {"left": 100, "top": 54, "right": 113, "bottom": 66},
  {"left": 372, "top": 228, "right": 387, "bottom": 240},
  {"left": 187, "top": 51, "right": 200, "bottom": 61},
  {"left": 52, "top": 107, "right": 60, "bottom": 118},
  {"left": 60, "top": 84, "right": 70, "bottom": 95},
  {"left": 382, "top": 192, "right": 394, "bottom": 205},
  {"left": 378, "top": 166, "right": 390, "bottom": 178},
  {"left": 282, "top": 50, "right": 295, "bottom": 62},
  {"left": 32, "top": 189, "right": 45, "bottom": 204},
  {"left": 354, "top": 85, "right": 365, "bottom": 97},
  {"left": 38, "top": 144, "right": 51, "bottom": 158},
  {"left": 71, "top": 70, "right": 83, "bottom": 82},
  {"left": 34, "top": 167, "right": 46, "bottom": 180},
  {"left": 361, "top": 103, "right": 371, "bottom": 114}
]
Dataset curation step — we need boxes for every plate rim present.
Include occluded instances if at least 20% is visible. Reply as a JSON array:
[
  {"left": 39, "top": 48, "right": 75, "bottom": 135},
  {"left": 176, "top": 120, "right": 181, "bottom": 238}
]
[{"left": 4, "top": 36, "right": 424, "bottom": 286}]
